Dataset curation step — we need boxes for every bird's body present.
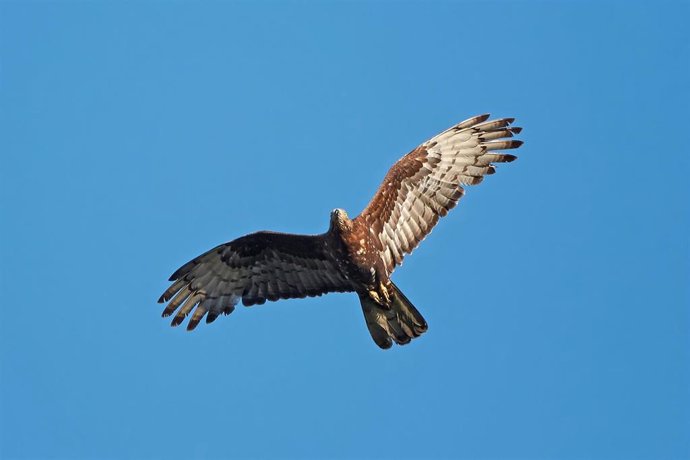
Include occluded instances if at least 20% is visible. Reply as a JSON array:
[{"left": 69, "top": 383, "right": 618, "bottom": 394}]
[
  {"left": 159, "top": 114, "right": 523, "bottom": 348},
  {"left": 330, "top": 209, "right": 388, "bottom": 303}
]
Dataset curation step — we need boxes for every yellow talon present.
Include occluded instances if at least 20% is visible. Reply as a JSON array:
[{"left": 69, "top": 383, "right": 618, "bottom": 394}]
[{"left": 380, "top": 283, "right": 391, "bottom": 303}]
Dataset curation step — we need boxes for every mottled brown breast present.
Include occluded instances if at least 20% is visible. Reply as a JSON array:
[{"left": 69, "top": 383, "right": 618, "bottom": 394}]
[{"left": 333, "top": 218, "right": 386, "bottom": 291}]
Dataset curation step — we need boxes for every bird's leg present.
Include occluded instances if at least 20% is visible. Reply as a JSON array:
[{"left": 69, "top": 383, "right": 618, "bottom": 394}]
[
  {"left": 368, "top": 290, "right": 382, "bottom": 305},
  {"left": 368, "top": 282, "right": 391, "bottom": 307},
  {"left": 379, "top": 281, "right": 391, "bottom": 304}
]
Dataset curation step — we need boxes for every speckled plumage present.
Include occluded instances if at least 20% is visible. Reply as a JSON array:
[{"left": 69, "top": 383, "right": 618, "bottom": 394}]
[{"left": 158, "top": 114, "right": 523, "bottom": 348}]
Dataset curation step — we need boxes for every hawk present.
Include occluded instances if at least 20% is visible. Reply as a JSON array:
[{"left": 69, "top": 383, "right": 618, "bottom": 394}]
[{"left": 158, "top": 114, "right": 523, "bottom": 348}]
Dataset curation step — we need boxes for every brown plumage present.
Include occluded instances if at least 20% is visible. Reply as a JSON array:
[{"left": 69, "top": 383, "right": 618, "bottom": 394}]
[{"left": 158, "top": 114, "right": 523, "bottom": 348}]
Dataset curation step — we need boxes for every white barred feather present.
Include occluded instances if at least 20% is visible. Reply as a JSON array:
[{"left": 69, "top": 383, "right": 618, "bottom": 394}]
[{"left": 357, "top": 114, "right": 521, "bottom": 272}]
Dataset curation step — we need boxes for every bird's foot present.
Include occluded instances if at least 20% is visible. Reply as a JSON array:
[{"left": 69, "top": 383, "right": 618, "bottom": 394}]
[
  {"left": 379, "top": 282, "right": 391, "bottom": 304},
  {"left": 368, "top": 290, "right": 382, "bottom": 305}
]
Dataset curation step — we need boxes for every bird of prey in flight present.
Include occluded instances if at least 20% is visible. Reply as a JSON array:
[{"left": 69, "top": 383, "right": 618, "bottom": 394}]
[{"left": 158, "top": 114, "right": 523, "bottom": 348}]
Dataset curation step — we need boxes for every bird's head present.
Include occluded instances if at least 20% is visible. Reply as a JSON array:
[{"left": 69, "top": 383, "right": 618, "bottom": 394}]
[{"left": 330, "top": 208, "right": 352, "bottom": 233}]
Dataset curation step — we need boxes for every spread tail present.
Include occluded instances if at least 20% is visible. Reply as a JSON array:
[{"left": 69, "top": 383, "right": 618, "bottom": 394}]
[{"left": 360, "top": 282, "right": 428, "bottom": 349}]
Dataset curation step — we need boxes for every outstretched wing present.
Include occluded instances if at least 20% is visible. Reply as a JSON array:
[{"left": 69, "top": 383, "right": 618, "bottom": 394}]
[
  {"left": 356, "top": 114, "right": 523, "bottom": 272},
  {"left": 158, "top": 232, "right": 354, "bottom": 330}
]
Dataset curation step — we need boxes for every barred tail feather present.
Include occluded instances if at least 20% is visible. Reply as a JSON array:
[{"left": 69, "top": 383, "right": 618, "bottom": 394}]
[{"left": 360, "top": 282, "right": 428, "bottom": 349}]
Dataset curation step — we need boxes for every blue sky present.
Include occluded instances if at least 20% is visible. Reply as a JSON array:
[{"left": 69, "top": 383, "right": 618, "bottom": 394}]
[{"left": 1, "top": 1, "right": 688, "bottom": 459}]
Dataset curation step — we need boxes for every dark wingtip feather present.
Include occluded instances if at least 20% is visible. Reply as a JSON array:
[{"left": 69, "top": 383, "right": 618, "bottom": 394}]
[
  {"left": 162, "top": 304, "right": 179, "bottom": 317},
  {"left": 511, "top": 127, "right": 523, "bottom": 134},
  {"left": 206, "top": 312, "right": 219, "bottom": 324},
  {"left": 187, "top": 319, "right": 200, "bottom": 331},
  {"left": 490, "top": 139, "right": 523, "bottom": 150},
  {"left": 171, "top": 316, "right": 184, "bottom": 327},
  {"left": 169, "top": 261, "right": 195, "bottom": 281},
  {"left": 168, "top": 269, "right": 184, "bottom": 282}
]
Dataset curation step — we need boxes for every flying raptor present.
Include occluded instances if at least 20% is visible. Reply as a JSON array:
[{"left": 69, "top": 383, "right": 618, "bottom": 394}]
[{"left": 158, "top": 114, "right": 523, "bottom": 348}]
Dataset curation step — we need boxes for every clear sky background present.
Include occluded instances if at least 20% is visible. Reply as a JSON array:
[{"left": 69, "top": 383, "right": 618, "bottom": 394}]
[{"left": 1, "top": 1, "right": 688, "bottom": 459}]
